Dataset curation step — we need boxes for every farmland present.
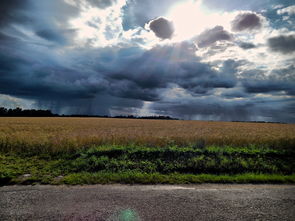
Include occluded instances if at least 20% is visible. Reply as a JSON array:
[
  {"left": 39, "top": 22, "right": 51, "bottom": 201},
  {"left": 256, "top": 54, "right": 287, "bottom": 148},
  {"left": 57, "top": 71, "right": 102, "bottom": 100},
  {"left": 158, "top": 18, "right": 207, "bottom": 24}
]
[{"left": 0, "top": 117, "right": 295, "bottom": 185}]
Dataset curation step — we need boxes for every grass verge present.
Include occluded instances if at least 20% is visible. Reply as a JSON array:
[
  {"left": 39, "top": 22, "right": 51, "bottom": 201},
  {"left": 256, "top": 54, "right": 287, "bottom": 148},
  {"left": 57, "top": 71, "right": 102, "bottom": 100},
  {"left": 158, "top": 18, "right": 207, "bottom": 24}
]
[
  {"left": 62, "top": 172, "right": 295, "bottom": 185},
  {"left": 1, "top": 145, "right": 294, "bottom": 185}
]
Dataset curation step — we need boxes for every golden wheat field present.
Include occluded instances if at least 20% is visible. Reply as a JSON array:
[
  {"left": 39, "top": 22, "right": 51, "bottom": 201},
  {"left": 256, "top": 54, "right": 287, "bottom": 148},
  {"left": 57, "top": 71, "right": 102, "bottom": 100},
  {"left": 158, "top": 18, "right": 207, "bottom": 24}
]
[{"left": 0, "top": 117, "right": 295, "bottom": 152}]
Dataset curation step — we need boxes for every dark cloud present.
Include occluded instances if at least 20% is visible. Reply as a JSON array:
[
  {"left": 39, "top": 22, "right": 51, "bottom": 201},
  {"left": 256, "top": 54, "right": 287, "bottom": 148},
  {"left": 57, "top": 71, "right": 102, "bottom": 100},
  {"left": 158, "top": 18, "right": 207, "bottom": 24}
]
[
  {"left": 268, "top": 35, "right": 295, "bottom": 54},
  {"left": 108, "top": 80, "right": 161, "bottom": 101},
  {"left": 195, "top": 26, "right": 232, "bottom": 48},
  {"left": 0, "top": 0, "right": 79, "bottom": 28},
  {"left": 232, "top": 12, "right": 262, "bottom": 32},
  {"left": 0, "top": 0, "right": 294, "bottom": 122},
  {"left": 151, "top": 95, "right": 295, "bottom": 123},
  {"left": 3, "top": 22, "right": 294, "bottom": 121},
  {"left": 0, "top": 39, "right": 143, "bottom": 115},
  {"left": 0, "top": 0, "right": 80, "bottom": 48},
  {"left": 36, "top": 29, "right": 67, "bottom": 45},
  {"left": 0, "top": 32, "right": 21, "bottom": 45},
  {"left": 243, "top": 80, "right": 295, "bottom": 95},
  {"left": 36, "top": 94, "right": 143, "bottom": 116},
  {"left": 106, "top": 42, "right": 237, "bottom": 99},
  {"left": 176, "top": 59, "right": 237, "bottom": 93},
  {"left": 0, "top": 32, "right": 238, "bottom": 113},
  {"left": 151, "top": 97, "right": 255, "bottom": 121},
  {"left": 148, "top": 17, "right": 174, "bottom": 39},
  {"left": 238, "top": 42, "right": 256, "bottom": 49},
  {"left": 220, "top": 88, "right": 249, "bottom": 98},
  {"left": 241, "top": 65, "right": 295, "bottom": 96},
  {"left": 0, "top": 0, "right": 31, "bottom": 27},
  {"left": 0, "top": 32, "right": 104, "bottom": 102}
]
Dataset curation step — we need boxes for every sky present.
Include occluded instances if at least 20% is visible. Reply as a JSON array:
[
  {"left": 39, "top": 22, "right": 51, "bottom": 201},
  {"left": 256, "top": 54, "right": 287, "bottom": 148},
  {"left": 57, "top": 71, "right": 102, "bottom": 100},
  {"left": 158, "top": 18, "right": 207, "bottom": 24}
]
[{"left": 0, "top": 0, "right": 294, "bottom": 122}]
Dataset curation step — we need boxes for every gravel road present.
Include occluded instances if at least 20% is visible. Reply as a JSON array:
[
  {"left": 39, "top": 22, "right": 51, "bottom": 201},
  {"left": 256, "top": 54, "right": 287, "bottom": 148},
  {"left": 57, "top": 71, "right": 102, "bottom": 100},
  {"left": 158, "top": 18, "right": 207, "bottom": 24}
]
[{"left": 0, "top": 184, "right": 294, "bottom": 221}]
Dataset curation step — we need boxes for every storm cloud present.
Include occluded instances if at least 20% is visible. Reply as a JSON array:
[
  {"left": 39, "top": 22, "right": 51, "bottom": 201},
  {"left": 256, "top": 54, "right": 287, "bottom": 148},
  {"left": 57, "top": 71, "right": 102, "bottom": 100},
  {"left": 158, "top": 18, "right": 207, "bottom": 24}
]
[
  {"left": 148, "top": 17, "right": 174, "bottom": 39},
  {"left": 0, "top": 34, "right": 236, "bottom": 111},
  {"left": 241, "top": 65, "right": 295, "bottom": 96},
  {"left": 105, "top": 42, "right": 237, "bottom": 98},
  {"left": 195, "top": 26, "right": 232, "bottom": 48},
  {"left": 0, "top": 0, "right": 294, "bottom": 122},
  {"left": 0, "top": 0, "right": 30, "bottom": 27},
  {"left": 231, "top": 12, "right": 263, "bottom": 31},
  {"left": 151, "top": 95, "right": 295, "bottom": 123},
  {"left": 268, "top": 35, "right": 295, "bottom": 54}
]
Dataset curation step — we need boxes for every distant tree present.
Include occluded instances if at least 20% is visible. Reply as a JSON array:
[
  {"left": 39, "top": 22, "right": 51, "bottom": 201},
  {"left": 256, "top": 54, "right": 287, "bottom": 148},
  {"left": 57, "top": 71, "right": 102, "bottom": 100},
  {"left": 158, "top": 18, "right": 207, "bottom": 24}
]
[
  {"left": 0, "top": 107, "right": 7, "bottom": 115},
  {"left": 0, "top": 107, "right": 55, "bottom": 117},
  {"left": 0, "top": 106, "right": 178, "bottom": 120}
]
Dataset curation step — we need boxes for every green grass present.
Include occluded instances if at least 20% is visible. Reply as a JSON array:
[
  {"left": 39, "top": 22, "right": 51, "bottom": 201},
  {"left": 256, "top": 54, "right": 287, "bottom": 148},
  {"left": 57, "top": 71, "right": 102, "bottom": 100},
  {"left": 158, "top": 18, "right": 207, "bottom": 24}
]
[
  {"left": 1, "top": 145, "right": 294, "bottom": 185},
  {"left": 62, "top": 172, "right": 295, "bottom": 185}
]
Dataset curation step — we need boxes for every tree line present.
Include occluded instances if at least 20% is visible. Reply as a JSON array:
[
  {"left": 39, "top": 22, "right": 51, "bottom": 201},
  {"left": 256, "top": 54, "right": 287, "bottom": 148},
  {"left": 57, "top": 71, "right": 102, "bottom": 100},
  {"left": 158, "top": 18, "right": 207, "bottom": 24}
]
[
  {"left": 0, "top": 107, "right": 178, "bottom": 120},
  {"left": 0, "top": 107, "right": 56, "bottom": 117}
]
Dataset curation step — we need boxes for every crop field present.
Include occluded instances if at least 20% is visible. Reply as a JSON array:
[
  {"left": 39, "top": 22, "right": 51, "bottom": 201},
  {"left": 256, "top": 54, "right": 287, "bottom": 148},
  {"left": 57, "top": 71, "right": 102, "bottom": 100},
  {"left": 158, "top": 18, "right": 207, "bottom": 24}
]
[{"left": 0, "top": 117, "right": 295, "bottom": 185}]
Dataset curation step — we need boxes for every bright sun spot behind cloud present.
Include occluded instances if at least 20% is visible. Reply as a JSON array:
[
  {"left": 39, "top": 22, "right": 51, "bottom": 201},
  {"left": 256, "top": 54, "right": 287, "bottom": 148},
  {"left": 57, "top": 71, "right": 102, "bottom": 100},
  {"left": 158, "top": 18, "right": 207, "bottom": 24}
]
[{"left": 166, "top": 0, "right": 233, "bottom": 41}]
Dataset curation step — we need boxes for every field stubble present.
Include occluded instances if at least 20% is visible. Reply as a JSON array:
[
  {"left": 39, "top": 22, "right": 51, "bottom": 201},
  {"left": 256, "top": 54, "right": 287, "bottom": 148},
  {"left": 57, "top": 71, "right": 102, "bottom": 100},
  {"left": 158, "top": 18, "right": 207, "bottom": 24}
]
[{"left": 0, "top": 117, "right": 295, "bottom": 153}]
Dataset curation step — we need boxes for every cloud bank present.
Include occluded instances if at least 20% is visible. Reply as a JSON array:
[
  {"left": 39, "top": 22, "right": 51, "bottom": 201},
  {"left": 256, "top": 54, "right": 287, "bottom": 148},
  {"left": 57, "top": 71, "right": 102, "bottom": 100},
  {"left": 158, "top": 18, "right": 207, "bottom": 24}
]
[{"left": 0, "top": 0, "right": 294, "bottom": 122}]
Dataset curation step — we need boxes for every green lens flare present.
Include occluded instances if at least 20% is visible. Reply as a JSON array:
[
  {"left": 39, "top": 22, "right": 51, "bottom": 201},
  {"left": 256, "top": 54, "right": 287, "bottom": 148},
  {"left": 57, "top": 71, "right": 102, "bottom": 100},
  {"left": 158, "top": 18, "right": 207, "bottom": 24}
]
[{"left": 118, "top": 209, "right": 140, "bottom": 221}]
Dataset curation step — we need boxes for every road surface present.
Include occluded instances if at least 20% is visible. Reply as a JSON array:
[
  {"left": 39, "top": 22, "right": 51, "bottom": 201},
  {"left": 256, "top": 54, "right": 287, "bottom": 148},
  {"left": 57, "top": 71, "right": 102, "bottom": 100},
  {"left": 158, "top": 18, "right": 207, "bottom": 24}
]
[{"left": 1, "top": 184, "right": 294, "bottom": 220}]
